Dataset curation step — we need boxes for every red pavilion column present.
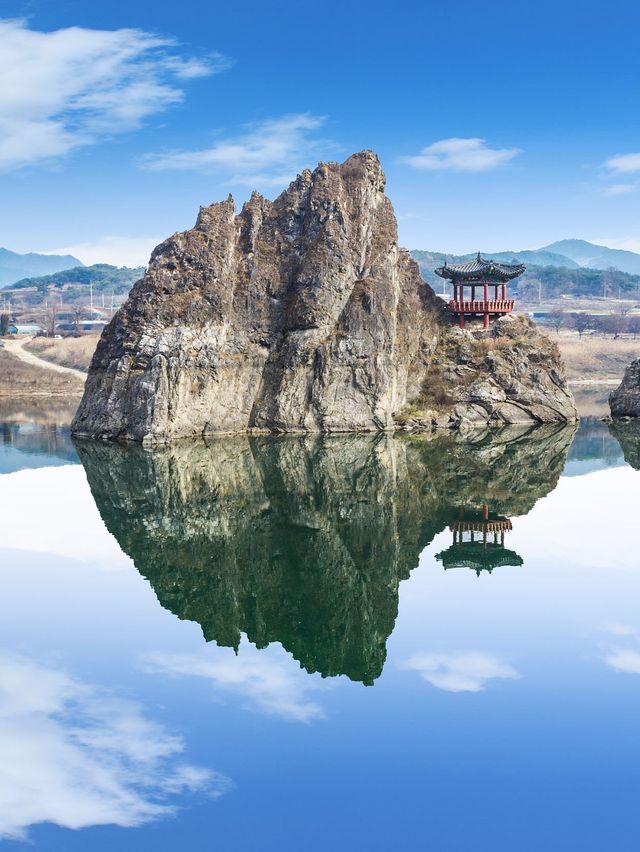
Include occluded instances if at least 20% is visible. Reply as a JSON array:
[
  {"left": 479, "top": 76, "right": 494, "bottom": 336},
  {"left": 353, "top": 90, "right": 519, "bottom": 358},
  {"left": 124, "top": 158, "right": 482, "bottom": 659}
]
[
  {"left": 502, "top": 282, "right": 506, "bottom": 301},
  {"left": 483, "top": 279, "right": 489, "bottom": 328},
  {"left": 459, "top": 282, "right": 465, "bottom": 328}
]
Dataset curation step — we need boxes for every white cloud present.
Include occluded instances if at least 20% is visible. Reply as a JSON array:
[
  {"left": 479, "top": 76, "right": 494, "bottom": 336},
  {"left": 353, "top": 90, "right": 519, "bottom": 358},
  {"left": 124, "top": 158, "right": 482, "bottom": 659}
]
[
  {"left": 603, "top": 152, "right": 640, "bottom": 175},
  {"left": 143, "top": 644, "right": 327, "bottom": 723},
  {"left": 604, "top": 649, "right": 640, "bottom": 675},
  {"left": 45, "top": 234, "right": 161, "bottom": 267},
  {"left": 0, "top": 19, "right": 230, "bottom": 171},
  {"left": 604, "top": 623, "right": 639, "bottom": 638},
  {"left": 0, "top": 466, "right": 133, "bottom": 570},
  {"left": 0, "top": 652, "right": 228, "bottom": 840},
  {"left": 400, "top": 137, "right": 521, "bottom": 172},
  {"left": 141, "top": 113, "right": 335, "bottom": 187},
  {"left": 401, "top": 651, "right": 520, "bottom": 693},
  {"left": 602, "top": 183, "right": 637, "bottom": 196}
]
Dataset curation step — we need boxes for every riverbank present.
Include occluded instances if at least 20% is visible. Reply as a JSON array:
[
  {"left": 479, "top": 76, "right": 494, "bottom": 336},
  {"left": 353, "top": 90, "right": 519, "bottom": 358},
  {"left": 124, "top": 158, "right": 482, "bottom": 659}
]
[
  {"left": 555, "top": 334, "right": 640, "bottom": 383},
  {"left": 0, "top": 346, "right": 85, "bottom": 399}
]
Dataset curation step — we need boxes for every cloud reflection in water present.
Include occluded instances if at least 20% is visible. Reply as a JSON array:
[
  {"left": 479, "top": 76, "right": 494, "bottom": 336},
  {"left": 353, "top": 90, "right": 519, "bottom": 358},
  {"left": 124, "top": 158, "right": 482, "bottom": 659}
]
[
  {"left": 143, "top": 643, "right": 328, "bottom": 723},
  {"left": 402, "top": 651, "right": 520, "bottom": 693},
  {"left": 0, "top": 653, "right": 230, "bottom": 840}
]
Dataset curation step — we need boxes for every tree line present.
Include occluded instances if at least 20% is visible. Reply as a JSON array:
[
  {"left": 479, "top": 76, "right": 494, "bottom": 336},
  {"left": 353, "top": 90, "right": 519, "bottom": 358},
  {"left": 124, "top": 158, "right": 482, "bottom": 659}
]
[{"left": 544, "top": 307, "right": 640, "bottom": 338}]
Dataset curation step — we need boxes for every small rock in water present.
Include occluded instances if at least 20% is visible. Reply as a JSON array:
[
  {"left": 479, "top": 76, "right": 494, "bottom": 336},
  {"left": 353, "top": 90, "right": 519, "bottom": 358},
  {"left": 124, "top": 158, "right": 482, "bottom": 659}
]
[{"left": 610, "top": 358, "right": 640, "bottom": 419}]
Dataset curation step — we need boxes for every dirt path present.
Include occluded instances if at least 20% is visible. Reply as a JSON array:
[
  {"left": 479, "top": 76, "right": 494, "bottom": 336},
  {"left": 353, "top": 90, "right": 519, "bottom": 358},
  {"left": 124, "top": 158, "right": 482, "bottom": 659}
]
[
  {"left": 567, "top": 379, "right": 621, "bottom": 386},
  {"left": 2, "top": 337, "right": 87, "bottom": 382}
]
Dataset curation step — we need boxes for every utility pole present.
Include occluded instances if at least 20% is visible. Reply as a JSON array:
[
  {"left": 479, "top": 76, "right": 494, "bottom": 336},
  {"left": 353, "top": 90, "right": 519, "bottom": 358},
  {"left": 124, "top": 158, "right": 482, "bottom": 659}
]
[{"left": 90, "top": 282, "right": 93, "bottom": 315}]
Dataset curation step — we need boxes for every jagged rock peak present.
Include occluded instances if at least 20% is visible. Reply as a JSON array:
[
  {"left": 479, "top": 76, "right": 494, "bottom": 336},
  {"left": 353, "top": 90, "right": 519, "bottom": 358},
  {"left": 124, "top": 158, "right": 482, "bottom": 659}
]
[
  {"left": 72, "top": 151, "right": 576, "bottom": 443},
  {"left": 610, "top": 358, "right": 640, "bottom": 419}
]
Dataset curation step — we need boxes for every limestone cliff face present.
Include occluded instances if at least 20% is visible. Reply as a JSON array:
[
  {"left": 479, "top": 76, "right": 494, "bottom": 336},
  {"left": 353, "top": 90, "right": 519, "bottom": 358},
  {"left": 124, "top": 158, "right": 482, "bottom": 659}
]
[
  {"left": 72, "top": 151, "right": 576, "bottom": 442},
  {"left": 610, "top": 358, "right": 640, "bottom": 419}
]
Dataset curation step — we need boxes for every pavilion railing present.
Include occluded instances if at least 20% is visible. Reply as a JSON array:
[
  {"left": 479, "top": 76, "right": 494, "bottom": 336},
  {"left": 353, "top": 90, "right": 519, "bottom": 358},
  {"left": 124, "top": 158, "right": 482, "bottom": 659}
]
[
  {"left": 450, "top": 520, "right": 513, "bottom": 533},
  {"left": 449, "top": 299, "right": 515, "bottom": 313}
]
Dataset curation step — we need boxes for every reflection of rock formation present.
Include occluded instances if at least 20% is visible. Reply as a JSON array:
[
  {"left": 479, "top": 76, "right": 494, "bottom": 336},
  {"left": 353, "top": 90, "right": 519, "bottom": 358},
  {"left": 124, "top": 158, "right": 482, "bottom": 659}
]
[
  {"left": 76, "top": 425, "right": 574, "bottom": 684},
  {"left": 609, "top": 420, "right": 640, "bottom": 470},
  {"left": 435, "top": 506, "right": 524, "bottom": 576}
]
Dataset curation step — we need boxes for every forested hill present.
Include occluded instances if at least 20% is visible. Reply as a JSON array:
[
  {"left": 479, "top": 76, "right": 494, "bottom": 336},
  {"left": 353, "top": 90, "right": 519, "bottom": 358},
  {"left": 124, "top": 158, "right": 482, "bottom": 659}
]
[{"left": 9, "top": 264, "right": 145, "bottom": 295}]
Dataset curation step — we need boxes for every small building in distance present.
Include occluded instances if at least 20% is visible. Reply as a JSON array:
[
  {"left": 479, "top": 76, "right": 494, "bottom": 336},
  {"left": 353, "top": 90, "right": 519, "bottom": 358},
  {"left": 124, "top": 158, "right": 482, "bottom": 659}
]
[
  {"left": 7, "top": 323, "right": 43, "bottom": 335},
  {"left": 435, "top": 253, "right": 525, "bottom": 329}
]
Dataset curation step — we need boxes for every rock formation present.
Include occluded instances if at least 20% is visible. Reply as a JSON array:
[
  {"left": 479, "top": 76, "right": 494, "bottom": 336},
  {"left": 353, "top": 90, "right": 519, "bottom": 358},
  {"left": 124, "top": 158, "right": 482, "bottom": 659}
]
[
  {"left": 72, "top": 152, "right": 576, "bottom": 443},
  {"left": 610, "top": 358, "right": 640, "bottom": 419},
  {"left": 75, "top": 424, "right": 574, "bottom": 683}
]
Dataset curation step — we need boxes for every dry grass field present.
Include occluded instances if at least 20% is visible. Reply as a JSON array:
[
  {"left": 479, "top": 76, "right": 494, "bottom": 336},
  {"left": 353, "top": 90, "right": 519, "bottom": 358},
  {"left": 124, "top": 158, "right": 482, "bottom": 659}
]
[
  {"left": 0, "top": 349, "right": 85, "bottom": 397},
  {"left": 555, "top": 335, "right": 640, "bottom": 383},
  {"left": 24, "top": 335, "right": 98, "bottom": 372}
]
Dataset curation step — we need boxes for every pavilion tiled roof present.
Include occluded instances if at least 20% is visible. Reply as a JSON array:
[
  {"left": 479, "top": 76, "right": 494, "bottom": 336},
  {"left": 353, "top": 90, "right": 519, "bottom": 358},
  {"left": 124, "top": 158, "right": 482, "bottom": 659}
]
[
  {"left": 435, "top": 253, "right": 526, "bottom": 283},
  {"left": 435, "top": 543, "right": 524, "bottom": 574}
]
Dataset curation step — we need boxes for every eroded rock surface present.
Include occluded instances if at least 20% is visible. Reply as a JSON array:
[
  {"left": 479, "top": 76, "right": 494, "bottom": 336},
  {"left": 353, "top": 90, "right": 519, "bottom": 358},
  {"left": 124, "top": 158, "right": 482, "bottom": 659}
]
[
  {"left": 72, "top": 152, "right": 576, "bottom": 442},
  {"left": 610, "top": 358, "right": 640, "bottom": 419}
]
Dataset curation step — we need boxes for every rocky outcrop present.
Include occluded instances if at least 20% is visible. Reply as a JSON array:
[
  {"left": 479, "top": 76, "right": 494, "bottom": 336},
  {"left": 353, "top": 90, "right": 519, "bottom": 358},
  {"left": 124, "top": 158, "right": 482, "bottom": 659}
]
[
  {"left": 75, "top": 425, "right": 574, "bottom": 683},
  {"left": 610, "top": 358, "right": 640, "bottom": 419},
  {"left": 396, "top": 313, "right": 576, "bottom": 430},
  {"left": 72, "top": 152, "right": 576, "bottom": 443}
]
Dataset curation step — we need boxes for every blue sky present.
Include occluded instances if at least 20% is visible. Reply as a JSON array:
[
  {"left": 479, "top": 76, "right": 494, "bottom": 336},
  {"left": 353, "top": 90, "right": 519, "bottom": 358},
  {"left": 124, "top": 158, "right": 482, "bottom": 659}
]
[{"left": 1, "top": 0, "right": 639, "bottom": 265}]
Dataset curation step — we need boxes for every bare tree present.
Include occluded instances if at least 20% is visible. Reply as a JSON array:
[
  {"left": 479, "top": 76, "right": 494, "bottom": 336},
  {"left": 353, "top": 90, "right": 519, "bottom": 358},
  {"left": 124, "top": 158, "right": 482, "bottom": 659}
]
[
  {"left": 628, "top": 315, "right": 640, "bottom": 340},
  {"left": 42, "top": 301, "right": 58, "bottom": 337},
  {"left": 71, "top": 303, "right": 87, "bottom": 332},
  {"left": 611, "top": 303, "right": 632, "bottom": 339},
  {"left": 547, "top": 309, "right": 566, "bottom": 335},
  {"left": 571, "top": 312, "right": 593, "bottom": 339},
  {"left": 0, "top": 313, "right": 9, "bottom": 336}
]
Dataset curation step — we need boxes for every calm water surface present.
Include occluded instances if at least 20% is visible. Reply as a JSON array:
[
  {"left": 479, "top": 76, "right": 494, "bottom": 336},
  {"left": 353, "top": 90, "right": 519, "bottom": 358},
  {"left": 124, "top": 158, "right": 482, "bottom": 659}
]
[{"left": 1, "top": 404, "right": 640, "bottom": 851}]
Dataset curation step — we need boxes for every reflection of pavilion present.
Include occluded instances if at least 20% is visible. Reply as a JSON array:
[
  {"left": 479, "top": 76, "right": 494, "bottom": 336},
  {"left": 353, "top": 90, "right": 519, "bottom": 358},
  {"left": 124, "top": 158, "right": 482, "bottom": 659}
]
[{"left": 435, "top": 505, "right": 524, "bottom": 576}]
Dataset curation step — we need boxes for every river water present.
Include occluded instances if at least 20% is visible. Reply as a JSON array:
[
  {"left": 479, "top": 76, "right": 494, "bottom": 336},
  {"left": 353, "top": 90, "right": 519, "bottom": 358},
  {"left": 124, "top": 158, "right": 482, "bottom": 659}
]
[{"left": 0, "top": 399, "right": 639, "bottom": 851}]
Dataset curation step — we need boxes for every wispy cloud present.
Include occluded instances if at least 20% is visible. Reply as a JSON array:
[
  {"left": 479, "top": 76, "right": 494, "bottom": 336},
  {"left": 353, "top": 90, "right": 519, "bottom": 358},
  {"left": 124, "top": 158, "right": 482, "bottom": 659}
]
[
  {"left": 601, "top": 183, "right": 637, "bottom": 196},
  {"left": 143, "top": 645, "right": 327, "bottom": 723},
  {"left": 592, "top": 235, "right": 640, "bottom": 253},
  {"left": 0, "top": 19, "right": 230, "bottom": 171},
  {"left": 603, "top": 152, "right": 640, "bottom": 175},
  {"left": 604, "top": 650, "right": 640, "bottom": 675},
  {"left": 401, "top": 651, "right": 520, "bottom": 693},
  {"left": 44, "top": 234, "right": 162, "bottom": 267},
  {"left": 141, "top": 113, "right": 336, "bottom": 187},
  {"left": 604, "top": 622, "right": 639, "bottom": 638},
  {"left": 400, "top": 138, "right": 521, "bottom": 172},
  {"left": 0, "top": 652, "right": 228, "bottom": 840},
  {"left": 602, "top": 623, "right": 640, "bottom": 675}
]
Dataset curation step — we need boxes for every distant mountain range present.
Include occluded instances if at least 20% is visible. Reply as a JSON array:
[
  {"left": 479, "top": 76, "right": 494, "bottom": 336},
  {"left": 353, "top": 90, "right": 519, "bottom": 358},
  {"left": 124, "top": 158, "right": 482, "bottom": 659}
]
[
  {"left": 541, "top": 240, "right": 640, "bottom": 275},
  {"left": 411, "top": 240, "right": 640, "bottom": 278},
  {"left": 0, "top": 247, "right": 83, "bottom": 287}
]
